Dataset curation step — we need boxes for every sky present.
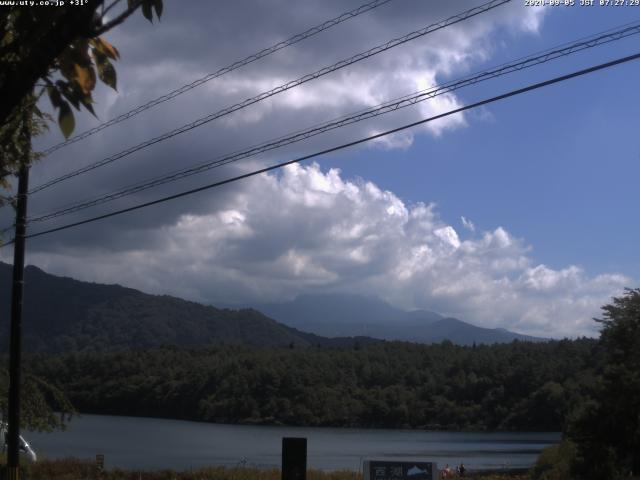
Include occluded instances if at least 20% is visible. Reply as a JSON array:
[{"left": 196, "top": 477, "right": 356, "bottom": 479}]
[{"left": 2, "top": 0, "right": 639, "bottom": 338}]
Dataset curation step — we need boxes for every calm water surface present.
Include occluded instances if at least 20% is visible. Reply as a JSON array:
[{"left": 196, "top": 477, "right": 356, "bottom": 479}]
[{"left": 28, "top": 414, "right": 559, "bottom": 472}]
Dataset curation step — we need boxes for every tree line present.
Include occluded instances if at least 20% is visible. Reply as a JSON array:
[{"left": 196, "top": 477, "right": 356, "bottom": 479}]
[{"left": 27, "top": 337, "right": 600, "bottom": 432}]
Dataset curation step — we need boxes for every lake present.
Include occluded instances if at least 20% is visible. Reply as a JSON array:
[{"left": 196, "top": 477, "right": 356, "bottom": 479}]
[{"left": 28, "top": 414, "right": 560, "bottom": 472}]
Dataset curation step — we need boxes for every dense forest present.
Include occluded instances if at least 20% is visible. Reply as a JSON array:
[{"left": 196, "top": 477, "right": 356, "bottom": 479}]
[{"left": 28, "top": 338, "right": 600, "bottom": 432}]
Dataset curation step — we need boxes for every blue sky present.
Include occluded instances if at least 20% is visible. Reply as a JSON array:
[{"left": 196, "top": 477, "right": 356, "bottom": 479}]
[
  {"left": 4, "top": 0, "right": 639, "bottom": 338},
  {"left": 321, "top": 5, "right": 640, "bottom": 280}
]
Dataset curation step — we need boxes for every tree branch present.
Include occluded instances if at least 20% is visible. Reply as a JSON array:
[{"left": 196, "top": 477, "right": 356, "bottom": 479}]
[
  {"left": 103, "top": 0, "right": 122, "bottom": 16},
  {"left": 91, "top": 0, "right": 142, "bottom": 37}
]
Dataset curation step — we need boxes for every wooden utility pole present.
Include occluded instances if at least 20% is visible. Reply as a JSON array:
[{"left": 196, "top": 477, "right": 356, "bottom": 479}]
[{"left": 6, "top": 162, "right": 30, "bottom": 480}]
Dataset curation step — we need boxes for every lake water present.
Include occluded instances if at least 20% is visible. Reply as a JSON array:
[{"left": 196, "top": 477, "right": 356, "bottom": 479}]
[{"left": 28, "top": 414, "right": 560, "bottom": 472}]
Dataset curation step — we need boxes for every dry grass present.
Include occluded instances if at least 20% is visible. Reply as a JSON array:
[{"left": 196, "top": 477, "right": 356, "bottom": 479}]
[
  {"left": 21, "top": 458, "right": 363, "bottom": 480},
  {"left": 10, "top": 458, "right": 536, "bottom": 480}
]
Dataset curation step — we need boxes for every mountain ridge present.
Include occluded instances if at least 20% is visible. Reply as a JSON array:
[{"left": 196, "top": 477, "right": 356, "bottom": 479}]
[
  {"left": 256, "top": 293, "right": 545, "bottom": 345},
  {"left": 0, "top": 262, "right": 545, "bottom": 352},
  {"left": 0, "top": 262, "right": 377, "bottom": 353}
]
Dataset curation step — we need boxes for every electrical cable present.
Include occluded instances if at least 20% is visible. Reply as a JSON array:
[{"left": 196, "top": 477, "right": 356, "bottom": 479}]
[
  {"left": 41, "top": 0, "right": 397, "bottom": 155},
  {"left": 6, "top": 50, "right": 637, "bottom": 245},
  {"left": 26, "top": 22, "right": 640, "bottom": 224},
  {"left": 28, "top": 0, "right": 511, "bottom": 195}
]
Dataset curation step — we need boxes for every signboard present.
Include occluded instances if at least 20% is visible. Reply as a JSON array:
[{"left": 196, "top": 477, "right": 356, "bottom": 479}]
[
  {"left": 364, "top": 460, "right": 437, "bottom": 480},
  {"left": 282, "top": 437, "right": 307, "bottom": 480}
]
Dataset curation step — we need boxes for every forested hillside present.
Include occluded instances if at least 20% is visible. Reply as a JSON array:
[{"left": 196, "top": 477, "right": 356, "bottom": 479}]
[
  {"left": 0, "top": 263, "right": 376, "bottom": 352},
  {"left": 29, "top": 338, "right": 600, "bottom": 431},
  {"left": 0, "top": 263, "right": 542, "bottom": 351}
]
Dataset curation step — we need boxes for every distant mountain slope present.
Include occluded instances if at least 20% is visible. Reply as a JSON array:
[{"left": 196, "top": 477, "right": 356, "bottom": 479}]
[
  {"left": 257, "top": 293, "right": 545, "bottom": 345},
  {"left": 0, "top": 263, "right": 375, "bottom": 353},
  {"left": 0, "top": 263, "right": 543, "bottom": 352},
  {"left": 256, "top": 293, "right": 441, "bottom": 337}
]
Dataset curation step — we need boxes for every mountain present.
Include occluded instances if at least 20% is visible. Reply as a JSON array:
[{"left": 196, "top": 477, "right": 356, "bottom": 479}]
[
  {"left": 0, "top": 263, "right": 376, "bottom": 353},
  {"left": 0, "top": 262, "right": 543, "bottom": 353},
  {"left": 256, "top": 293, "right": 545, "bottom": 345},
  {"left": 255, "top": 293, "right": 442, "bottom": 338}
]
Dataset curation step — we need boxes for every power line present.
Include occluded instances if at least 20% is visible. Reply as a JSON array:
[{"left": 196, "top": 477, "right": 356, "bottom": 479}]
[
  {"left": 11, "top": 50, "right": 639, "bottom": 245},
  {"left": 0, "top": 225, "right": 15, "bottom": 236},
  {"left": 41, "top": 0, "right": 396, "bottom": 156},
  {"left": 28, "top": 0, "right": 511, "bottom": 195},
  {"left": 25, "top": 22, "right": 640, "bottom": 224}
]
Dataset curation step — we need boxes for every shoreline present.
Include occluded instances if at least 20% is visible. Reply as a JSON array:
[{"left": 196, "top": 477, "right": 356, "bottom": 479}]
[{"left": 44, "top": 410, "right": 563, "bottom": 435}]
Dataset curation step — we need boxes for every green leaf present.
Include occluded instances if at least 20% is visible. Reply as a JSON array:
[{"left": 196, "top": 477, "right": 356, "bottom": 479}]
[
  {"left": 70, "top": 38, "right": 92, "bottom": 67},
  {"left": 97, "top": 57, "right": 117, "bottom": 91},
  {"left": 142, "top": 2, "right": 153, "bottom": 22},
  {"left": 92, "top": 37, "right": 120, "bottom": 60},
  {"left": 80, "top": 94, "right": 96, "bottom": 117},
  {"left": 47, "top": 86, "right": 63, "bottom": 109},
  {"left": 58, "top": 52, "right": 75, "bottom": 82},
  {"left": 1, "top": 29, "right": 14, "bottom": 48},
  {"left": 73, "top": 63, "right": 96, "bottom": 95},
  {"left": 92, "top": 48, "right": 107, "bottom": 66},
  {"left": 57, "top": 81, "right": 81, "bottom": 110},
  {"left": 58, "top": 101, "right": 75, "bottom": 139},
  {"left": 153, "top": 0, "right": 163, "bottom": 19}
]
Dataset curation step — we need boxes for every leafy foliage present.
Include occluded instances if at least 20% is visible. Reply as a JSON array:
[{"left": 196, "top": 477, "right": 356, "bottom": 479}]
[
  {"left": 567, "top": 288, "right": 640, "bottom": 479},
  {"left": 0, "top": 95, "right": 49, "bottom": 196},
  {"left": 530, "top": 440, "right": 576, "bottom": 480},
  {"left": 0, "top": 0, "right": 163, "bottom": 176},
  {"left": 0, "top": 366, "right": 74, "bottom": 432},
  {"left": 43, "top": 34, "right": 122, "bottom": 138}
]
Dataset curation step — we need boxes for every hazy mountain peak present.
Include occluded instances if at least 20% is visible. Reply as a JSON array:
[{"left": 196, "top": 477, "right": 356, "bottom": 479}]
[
  {"left": 0, "top": 263, "right": 545, "bottom": 350},
  {"left": 256, "top": 293, "right": 544, "bottom": 345}
]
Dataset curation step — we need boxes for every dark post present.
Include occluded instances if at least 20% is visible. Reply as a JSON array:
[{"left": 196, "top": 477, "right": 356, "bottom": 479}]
[
  {"left": 6, "top": 165, "right": 30, "bottom": 480},
  {"left": 282, "top": 437, "right": 307, "bottom": 480}
]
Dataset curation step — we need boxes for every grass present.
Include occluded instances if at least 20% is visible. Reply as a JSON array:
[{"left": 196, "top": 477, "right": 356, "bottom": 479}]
[
  {"left": 19, "top": 458, "right": 363, "bottom": 480},
  {"left": 13, "top": 458, "right": 534, "bottom": 480}
]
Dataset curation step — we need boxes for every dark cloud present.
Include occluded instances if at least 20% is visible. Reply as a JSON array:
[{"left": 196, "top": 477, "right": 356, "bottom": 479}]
[{"left": 12, "top": 1, "right": 626, "bottom": 338}]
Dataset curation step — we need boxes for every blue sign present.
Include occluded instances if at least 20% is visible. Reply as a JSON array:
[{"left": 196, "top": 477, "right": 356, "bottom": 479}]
[{"left": 364, "top": 460, "right": 437, "bottom": 480}]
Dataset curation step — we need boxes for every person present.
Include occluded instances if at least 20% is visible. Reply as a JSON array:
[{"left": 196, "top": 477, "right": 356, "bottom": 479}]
[
  {"left": 440, "top": 464, "right": 452, "bottom": 479},
  {"left": 458, "top": 463, "right": 466, "bottom": 477}
]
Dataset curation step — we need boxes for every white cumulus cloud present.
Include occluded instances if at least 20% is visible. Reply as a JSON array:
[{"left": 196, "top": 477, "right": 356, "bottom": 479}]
[
  {"left": 461, "top": 216, "right": 476, "bottom": 232},
  {"left": 19, "top": 164, "right": 630, "bottom": 339}
]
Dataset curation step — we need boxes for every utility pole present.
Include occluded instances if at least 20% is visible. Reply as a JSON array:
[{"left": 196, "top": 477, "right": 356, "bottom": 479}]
[{"left": 6, "top": 163, "right": 29, "bottom": 480}]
